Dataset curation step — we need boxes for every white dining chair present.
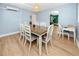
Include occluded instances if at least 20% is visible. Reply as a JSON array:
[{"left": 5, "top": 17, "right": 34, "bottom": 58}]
[
  {"left": 42, "top": 24, "right": 54, "bottom": 55},
  {"left": 57, "top": 24, "right": 70, "bottom": 40},
  {"left": 57, "top": 23, "right": 63, "bottom": 38},
  {"left": 24, "top": 25, "right": 38, "bottom": 55},
  {"left": 19, "top": 23, "right": 25, "bottom": 42}
]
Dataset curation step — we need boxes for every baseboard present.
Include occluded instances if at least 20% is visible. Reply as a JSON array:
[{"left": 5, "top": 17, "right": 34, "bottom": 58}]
[
  {"left": 0, "top": 31, "right": 19, "bottom": 38},
  {"left": 76, "top": 39, "right": 79, "bottom": 48}
]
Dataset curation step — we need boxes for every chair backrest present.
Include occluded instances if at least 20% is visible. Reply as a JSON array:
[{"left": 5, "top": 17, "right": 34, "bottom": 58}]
[
  {"left": 20, "top": 23, "right": 24, "bottom": 33},
  {"left": 46, "top": 24, "right": 54, "bottom": 42},
  {"left": 24, "top": 25, "right": 31, "bottom": 41},
  {"left": 58, "top": 23, "right": 62, "bottom": 33}
]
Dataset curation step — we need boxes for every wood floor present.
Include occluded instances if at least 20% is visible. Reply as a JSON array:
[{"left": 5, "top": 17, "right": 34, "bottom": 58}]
[{"left": 0, "top": 26, "right": 79, "bottom": 56}]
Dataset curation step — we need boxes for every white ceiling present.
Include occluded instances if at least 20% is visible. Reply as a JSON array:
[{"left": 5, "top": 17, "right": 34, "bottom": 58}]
[{"left": 3, "top": 3, "right": 68, "bottom": 12}]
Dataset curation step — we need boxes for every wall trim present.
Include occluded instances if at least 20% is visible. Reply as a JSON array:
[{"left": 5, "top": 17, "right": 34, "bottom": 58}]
[
  {"left": 76, "top": 39, "right": 79, "bottom": 48},
  {"left": 0, "top": 31, "right": 19, "bottom": 38}
]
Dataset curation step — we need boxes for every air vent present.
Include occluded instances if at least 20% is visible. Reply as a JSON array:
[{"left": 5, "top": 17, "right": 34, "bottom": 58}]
[{"left": 6, "top": 6, "right": 19, "bottom": 11}]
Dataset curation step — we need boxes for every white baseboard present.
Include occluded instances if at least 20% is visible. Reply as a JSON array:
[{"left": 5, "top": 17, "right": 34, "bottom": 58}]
[
  {"left": 0, "top": 31, "right": 19, "bottom": 38},
  {"left": 76, "top": 39, "right": 79, "bottom": 48}
]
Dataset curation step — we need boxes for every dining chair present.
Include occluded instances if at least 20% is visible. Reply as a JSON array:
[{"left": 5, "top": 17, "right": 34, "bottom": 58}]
[
  {"left": 57, "top": 23, "right": 63, "bottom": 38},
  {"left": 57, "top": 24, "right": 70, "bottom": 40},
  {"left": 19, "top": 23, "right": 25, "bottom": 42},
  {"left": 24, "top": 25, "right": 38, "bottom": 55},
  {"left": 67, "top": 24, "right": 74, "bottom": 27},
  {"left": 42, "top": 24, "right": 54, "bottom": 55}
]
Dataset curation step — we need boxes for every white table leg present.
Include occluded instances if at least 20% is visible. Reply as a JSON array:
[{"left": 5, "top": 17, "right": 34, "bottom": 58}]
[
  {"left": 39, "top": 35, "right": 42, "bottom": 55},
  {"left": 37, "top": 39, "right": 39, "bottom": 47}
]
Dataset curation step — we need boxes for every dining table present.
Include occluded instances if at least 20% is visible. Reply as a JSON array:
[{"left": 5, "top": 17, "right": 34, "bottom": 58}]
[{"left": 30, "top": 25, "right": 47, "bottom": 55}]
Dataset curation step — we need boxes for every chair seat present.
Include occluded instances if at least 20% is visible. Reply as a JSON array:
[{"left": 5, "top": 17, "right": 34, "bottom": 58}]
[
  {"left": 31, "top": 35, "right": 38, "bottom": 40},
  {"left": 42, "top": 34, "right": 47, "bottom": 43},
  {"left": 58, "top": 31, "right": 69, "bottom": 36},
  {"left": 28, "top": 34, "right": 38, "bottom": 42},
  {"left": 63, "top": 32, "right": 70, "bottom": 36}
]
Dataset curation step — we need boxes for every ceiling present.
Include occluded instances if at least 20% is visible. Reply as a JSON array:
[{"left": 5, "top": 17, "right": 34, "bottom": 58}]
[{"left": 3, "top": 3, "right": 68, "bottom": 12}]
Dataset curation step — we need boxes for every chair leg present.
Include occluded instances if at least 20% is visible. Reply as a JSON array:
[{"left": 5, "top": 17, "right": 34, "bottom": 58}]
[
  {"left": 49, "top": 40, "right": 52, "bottom": 48},
  {"left": 68, "top": 34, "right": 69, "bottom": 40},
  {"left": 59, "top": 34, "right": 61, "bottom": 38},
  {"left": 19, "top": 35, "right": 21, "bottom": 41},
  {"left": 23, "top": 35, "right": 25, "bottom": 42},
  {"left": 37, "top": 39, "right": 38, "bottom": 47},
  {"left": 58, "top": 33, "right": 62, "bottom": 39},
  {"left": 24, "top": 39, "right": 27, "bottom": 46},
  {"left": 62, "top": 34, "right": 64, "bottom": 40},
  {"left": 28, "top": 42, "right": 31, "bottom": 56},
  {"left": 45, "top": 43, "right": 48, "bottom": 55}
]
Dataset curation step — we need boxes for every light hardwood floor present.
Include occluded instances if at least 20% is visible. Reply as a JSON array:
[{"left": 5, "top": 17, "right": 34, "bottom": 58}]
[{"left": 0, "top": 26, "right": 79, "bottom": 56}]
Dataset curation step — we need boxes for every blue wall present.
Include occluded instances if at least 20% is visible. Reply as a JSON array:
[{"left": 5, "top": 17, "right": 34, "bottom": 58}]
[
  {"left": 21, "top": 10, "right": 35, "bottom": 25},
  {"left": 0, "top": 8, "right": 20, "bottom": 35},
  {"left": 0, "top": 5, "right": 34, "bottom": 35},
  {"left": 37, "top": 4, "right": 77, "bottom": 27},
  {"left": 0, "top": 5, "right": 3, "bottom": 35},
  {"left": 0, "top": 3, "right": 77, "bottom": 35}
]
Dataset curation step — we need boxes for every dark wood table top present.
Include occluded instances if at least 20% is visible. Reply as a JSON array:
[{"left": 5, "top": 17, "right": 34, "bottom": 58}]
[{"left": 30, "top": 25, "right": 47, "bottom": 35}]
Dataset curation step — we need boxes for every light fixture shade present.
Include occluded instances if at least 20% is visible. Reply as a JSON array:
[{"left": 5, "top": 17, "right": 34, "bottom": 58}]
[
  {"left": 51, "top": 11, "right": 59, "bottom": 15},
  {"left": 32, "top": 3, "right": 40, "bottom": 12}
]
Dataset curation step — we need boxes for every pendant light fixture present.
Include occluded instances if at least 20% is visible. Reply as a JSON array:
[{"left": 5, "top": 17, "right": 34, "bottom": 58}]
[{"left": 32, "top": 3, "right": 40, "bottom": 12}]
